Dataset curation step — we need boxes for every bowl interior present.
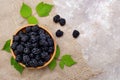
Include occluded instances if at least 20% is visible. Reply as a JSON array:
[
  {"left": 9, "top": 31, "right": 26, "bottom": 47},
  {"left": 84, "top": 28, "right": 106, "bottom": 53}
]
[{"left": 10, "top": 24, "right": 56, "bottom": 69}]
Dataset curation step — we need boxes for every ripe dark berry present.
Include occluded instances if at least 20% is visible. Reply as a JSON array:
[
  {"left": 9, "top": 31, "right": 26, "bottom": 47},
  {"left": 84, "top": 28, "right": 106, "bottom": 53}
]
[
  {"left": 25, "top": 42, "right": 33, "bottom": 49},
  {"left": 32, "top": 43, "right": 39, "bottom": 48},
  {"left": 59, "top": 18, "right": 66, "bottom": 26},
  {"left": 47, "top": 38, "right": 54, "bottom": 46},
  {"left": 16, "top": 45, "right": 24, "bottom": 52},
  {"left": 23, "top": 55, "right": 30, "bottom": 63},
  {"left": 38, "top": 29, "right": 44, "bottom": 34},
  {"left": 35, "top": 55, "right": 41, "bottom": 60},
  {"left": 29, "top": 53, "right": 34, "bottom": 58},
  {"left": 44, "top": 55, "right": 50, "bottom": 62},
  {"left": 53, "top": 15, "right": 60, "bottom": 23},
  {"left": 16, "top": 55, "right": 22, "bottom": 62},
  {"left": 48, "top": 47, "right": 54, "bottom": 54},
  {"left": 39, "top": 33, "right": 46, "bottom": 40},
  {"left": 21, "top": 35, "right": 29, "bottom": 42},
  {"left": 38, "top": 60, "right": 44, "bottom": 66},
  {"left": 24, "top": 48, "right": 30, "bottom": 54},
  {"left": 30, "top": 59, "right": 38, "bottom": 67},
  {"left": 31, "top": 25, "right": 39, "bottom": 32},
  {"left": 72, "top": 30, "right": 80, "bottom": 38},
  {"left": 41, "top": 52, "right": 48, "bottom": 58},
  {"left": 32, "top": 48, "right": 41, "bottom": 55},
  {"left": 13, "top": 35, "right": 20, "bottom": 41},
  {"left": 39, "top": 40, "right": 48, "bottom": 46},
  {"left": 14, "top": 50, "right": 20, "bottom": 55},
  {"left": 29, "top": 32, "right": 37, "bottom": 36},
  {"left": 56, "top": 29, "right": 63, "bottom": 37},
  {"left": 25, "top": 26, "right": 31, "bottom": 33},
  {"left": 11, "top": 42, "right": 18, "bottom": 50}
]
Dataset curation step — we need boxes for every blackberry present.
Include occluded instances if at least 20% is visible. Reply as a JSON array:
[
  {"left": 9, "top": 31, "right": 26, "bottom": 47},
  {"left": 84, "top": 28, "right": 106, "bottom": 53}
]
[
  {"left": 41, "top": 47, "right": 48, "bottom": 51},
  {"left": 53, "top": 15, "right": 60, "bottom": 23},
  {"left": 16, "top": 55, "right": 22, "bottom": 62},
  {"left": 38, "top": 60, "right": 44, "bottom": 66},
  {"left": 35, "top": 55, "right": 41, "bottom": 60},
  {"left": 25, "top": 42, "right": 33, "bottom": 49},
  {"left": 32, "top": 48, "right": 41, "bottom": 55},
  {"left": 14, "top": 50, "right": 20, "bottom": 55},
  {"left": 38, "top": 29, "right": 44, "bottom": 34},
  {"left": 23, "top": 55, "right": 30, "bottom": 63},
  {"left": 44, "top": 55, "right": 50, "bottom": 62},
  {"left": 72, "top": 30, "right": 80, "bottom": 38},
  {"left": 39, "top": 40, "right": 48, "bottom": 46},
  {"left": 29, "top": 53, "right": 34, "bottom": 58},
  {"left": 23, "top": 48, "right": 30, "bottom": 54},
  {"left": 32, "top": 43, "right": 39, "bottom": 48},
  {"left": 21, "top": 35, "right": 29, "bottom": 42},
  {"left": 59, "top": 18, "right": 66, "bottom": 26},
  {"left": 25, "top": 26, "right": 31, "bottom": 33},
  {"left": 48, "top": 47, "right": 54, "bottom": 53},
  {"left": 56, "top": 29, "right": 63, "bottom": 37},
  {"left": 11, "top": 42, "right": 18, "bottom": 50},
  {"left": 29, "top": 32, "right": 37, "bottom": 36},
  {"left": 29, "top": 59, "right": 38, "bottom": 67},
  {"left": 40, "top": 52, "right": 48, "bottom": 58},
  {"left": 39, "top": 33, "right": 46, "bottom": 40},
  {"left": 31, "top": 25, "right": 39, "bottom": 32},
  {"left": 13, "top": 35, "right": 20, "bottom": 41},
  {"left": 16, "top": 44, "right": 24, "bottom": 52},
  {"left": 47, "top": 38, "right": 54, "bottom": 46}
]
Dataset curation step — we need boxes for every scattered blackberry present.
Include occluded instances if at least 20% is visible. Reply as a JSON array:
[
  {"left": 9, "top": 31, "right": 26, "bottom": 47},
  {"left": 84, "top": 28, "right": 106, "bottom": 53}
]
[
  {"left": 13, "top": 35, "right": 20, "bottom": 41},
  {"left": 56, "top": 29, "right": 64, "bottom": 37},
  {"left": 16, "top": 44, "right": 24, "bottom": 52},
  {"left": 72, "top": 30, "right": 80, "bottom": 38},
  {"left": 53, "top": 15, "right": 60, "bottom": 23},
  {"left": 59, "top": 18, "right": 66, "bottom": 26}
]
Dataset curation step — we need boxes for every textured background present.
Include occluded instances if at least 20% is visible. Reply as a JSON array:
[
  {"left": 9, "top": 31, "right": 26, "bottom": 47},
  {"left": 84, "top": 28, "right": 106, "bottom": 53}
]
[{"left": 0, "top": 0, "right": 120, "bottom": 80}]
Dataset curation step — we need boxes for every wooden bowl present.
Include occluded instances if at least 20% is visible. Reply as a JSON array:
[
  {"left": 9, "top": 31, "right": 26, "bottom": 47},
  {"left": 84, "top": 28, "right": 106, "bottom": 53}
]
[{"left": 10, "top": 24, "right": 56, "bottom": 69}]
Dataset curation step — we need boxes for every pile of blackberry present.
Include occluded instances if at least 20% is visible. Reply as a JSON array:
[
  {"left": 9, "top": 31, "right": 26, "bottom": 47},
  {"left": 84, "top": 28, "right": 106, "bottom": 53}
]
[{"left": 11, "top": 25, "right": 54, "bottom": 68}]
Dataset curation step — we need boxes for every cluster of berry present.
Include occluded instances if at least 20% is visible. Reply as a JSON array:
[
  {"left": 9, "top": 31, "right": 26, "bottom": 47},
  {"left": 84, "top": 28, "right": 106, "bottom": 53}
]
[
  {"left": 11, "top": 25, "right": 54, "bottom": 68},
  {"left": 53, "top": 15, "right": 80, "bottom": 38}
]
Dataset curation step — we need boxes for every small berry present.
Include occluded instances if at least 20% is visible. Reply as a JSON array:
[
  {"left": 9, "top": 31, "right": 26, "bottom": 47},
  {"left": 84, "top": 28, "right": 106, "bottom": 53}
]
[
  {"left": 30, "top": 59, "right": 38, "bottom": 67},
  {"left": 11, "top": 42, "right": 18, "bottom": 50},
  {"left": 32, "top": 48, "right": 41, "bottom": 55},
  {"left": 23, "top": 48, "right": 30, "bottom": 54},
  {"left": 14, "top": 50, "right": 20, "bottom": 55},
  {"left": 23, "top": 55, "right": 30, "bottom": 63},
  {"left": 25, "top": 26, "right": 31, "bottom": 33},
  {"left": 25, "top": 42, "right": 33, "bottom": 49},
  {"left": 53, "top": 15, "right": 60, "bottom": 23},
  {"left": 16, "top": 44, "right": 24, "bottom": 52},
  {"left": 41, "top": 52, "right": 48, "bottom": 58},
  {"left": 35, "top": 55, "right": 41, "bottom": 60},
  {"left": 47, "top": 38, "right": 54, "bottom": 46},
  {"left": 48, "top": 47, "right": 54, "bottom": 54},
  {"left": 16, "top": 55, "right": 22, "bottom": 62},
  {"left": 72, "top": 30, "right": 80, "bottom": 38},
  {"left": 56, "top": 29, "right": 63, "bottom": 37},
  {"left": 31, "top": 25, "right": 39, "bottom": 32},
  {"left": 44, "top": 55, "right": 50, "bottom": 62},
  {"left": 29, "top": 32, "right": 37, "bottom": 36},
  {"left": 38, "top": 60, "right": 44, "bottom": 66},
  {"left": 29, "top": 53, "right": 34, "bottom": 58},
  {"left": 13, "top": 35, "right": 20, "bottom": 41},
  {"left": 21, "top": 35, "right": 29, "bottom": 42},
  {"left": 59, "top": 18, "right": 66, "bottom": 26},
  {"left": 38, "top": 29, "right": 44, "bottom": 34}
]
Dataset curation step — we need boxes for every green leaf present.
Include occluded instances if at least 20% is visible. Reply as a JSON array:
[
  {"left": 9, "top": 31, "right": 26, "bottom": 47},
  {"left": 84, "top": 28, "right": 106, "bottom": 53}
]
[
  {"left": 2, "top": 39, "right": 11, "bottom": 53},
  {"left": 27, "top": 16, "right": 38, "bottom": 24},
  {"left": 20, "top": 3, "right": 32, "bottom": 18},
  {"left": 48, "top": 59, "right": 57, "bottom": 70},
  {"left": 59, "top": 61, "right": 64, "bottom": 69},
  {"left": 59, "top": 55, "right": 76, "bottom": 69},
  {"left": 36, "top": 2, "right": 53, "bottom": 17},
  {"left": 55, "top": 45, "right": 60, "bottom": 59},
  {"left": 11, "top": 57, "right": 24, "bottom": 74}
]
